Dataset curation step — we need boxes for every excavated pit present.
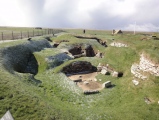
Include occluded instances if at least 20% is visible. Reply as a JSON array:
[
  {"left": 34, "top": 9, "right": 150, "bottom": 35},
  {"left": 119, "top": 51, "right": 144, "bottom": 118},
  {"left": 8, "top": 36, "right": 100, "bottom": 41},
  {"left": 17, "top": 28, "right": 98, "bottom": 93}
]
[
  {"left": 68, "top": 45, "right": 95, "bottom": 58},
  {"left": 62, "top": 61, "right": 103, "bottom": 93},
  {"left": 62, "top": 61, "right": 97, "bottom": 75}
]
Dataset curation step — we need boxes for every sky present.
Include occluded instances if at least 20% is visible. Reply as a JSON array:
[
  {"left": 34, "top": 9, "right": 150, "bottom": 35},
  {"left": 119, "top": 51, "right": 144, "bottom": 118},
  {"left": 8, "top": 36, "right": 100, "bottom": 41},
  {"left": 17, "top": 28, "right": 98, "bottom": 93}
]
[{"left": 0, "top": 0, "right": 159, "bottom": 31}]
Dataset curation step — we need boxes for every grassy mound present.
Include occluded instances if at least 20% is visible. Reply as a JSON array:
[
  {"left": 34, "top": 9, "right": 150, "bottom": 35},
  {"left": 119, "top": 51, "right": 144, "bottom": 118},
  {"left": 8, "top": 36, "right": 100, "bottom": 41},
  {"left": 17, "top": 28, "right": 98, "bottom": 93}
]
[{"left": 0, "top": 30, "right": 159, "bottom": 120}]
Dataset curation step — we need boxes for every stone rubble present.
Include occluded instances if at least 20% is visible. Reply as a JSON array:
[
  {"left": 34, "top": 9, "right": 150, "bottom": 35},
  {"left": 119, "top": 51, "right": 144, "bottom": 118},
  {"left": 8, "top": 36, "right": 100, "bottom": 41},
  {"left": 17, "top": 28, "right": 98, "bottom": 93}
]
[
  {"left": 131, "top": 63, "right": 147, "bottom": 80},
  {"left": 132, "top": 80, "right": 139, "bottom": 86},
  {"left": 144, "top": 97, "right": 151, "bottom": 104},
  {"left": 96, "top": 50, "right": 103, "bottom": 58},
  {"left": 101, "top": 69, "right": 108, "bottom": 75},
  {"left": 139, "top": 54, "right": 159, "bottom": 76},
  {"left": 112, "top": 71, "right": 118, "bottom": 77},
  {"left": 97, "top": 63, "right": 103, "bottom": 72},
  {"left": 102, "top": 81, "right": 111, "bottom": 88},
  {"left": 131, "top": 54, "right": 159, "bottom": 80},
  {"left": 110, "top": 42, "right": 128, "bottom": 47},
  {"left": 97, "top": 63, "right": 122, "bottom": 77}
]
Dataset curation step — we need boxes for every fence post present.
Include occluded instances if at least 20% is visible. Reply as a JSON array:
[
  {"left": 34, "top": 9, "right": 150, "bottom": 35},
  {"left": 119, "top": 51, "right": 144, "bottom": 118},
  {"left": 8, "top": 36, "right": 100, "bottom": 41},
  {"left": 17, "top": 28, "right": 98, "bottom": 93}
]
[
  {"left": 33, "top": 30, "right": 34, "bottom": 37},
  {"left": 28, "top": 31, "right": 29, "bottom": 38},
  {"left": 48, "top": 29, "right": 49, "bottom": 34},
  {"left": 12, "top": 31, "right": 14, "bottom": 40},
  {"left": 45, "top": 29, "right": 46, "bottom": 35},
  {"left": 52, "top": 29, "right": 54, "bottom": 36},
  {"left": 21, "top": 31, "right": 22, "bottom": 39},
  {"left": 1, "top": 32, "right": 3, "bottom": 40},
  {"left": 38, "top": 30, "right": 39, "bottom": 36},
  {"left": 42, "top": 30, "right": 43, "bottom": 36}
]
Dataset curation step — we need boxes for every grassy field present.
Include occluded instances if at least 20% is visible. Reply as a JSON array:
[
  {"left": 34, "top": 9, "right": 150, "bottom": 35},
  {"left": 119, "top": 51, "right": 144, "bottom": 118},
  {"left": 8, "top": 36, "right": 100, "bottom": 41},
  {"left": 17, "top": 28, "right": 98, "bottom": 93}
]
[{"left": 0, "top": 28, "right": 159, "bottom": 120}]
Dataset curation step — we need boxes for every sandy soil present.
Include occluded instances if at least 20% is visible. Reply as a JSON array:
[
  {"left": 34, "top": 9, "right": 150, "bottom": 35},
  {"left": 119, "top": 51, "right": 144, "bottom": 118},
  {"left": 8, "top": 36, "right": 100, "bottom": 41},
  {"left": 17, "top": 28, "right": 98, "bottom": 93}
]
[{"left": 68, "top": 72, "right": 103, "bottom": 91}]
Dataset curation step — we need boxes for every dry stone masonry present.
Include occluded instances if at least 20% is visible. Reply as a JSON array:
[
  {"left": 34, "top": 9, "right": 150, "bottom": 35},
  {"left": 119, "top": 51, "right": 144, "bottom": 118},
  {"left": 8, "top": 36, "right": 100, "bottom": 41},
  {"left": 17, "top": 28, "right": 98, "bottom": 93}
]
[
  {"left": 131, "top": 63, "right": 147, "bottom": 80},
  {"left": 131, "top": 54, "right": 159, "bottom": 80},
  {"left": 139, "top": 54, "right": 159, "bottom": 76}
]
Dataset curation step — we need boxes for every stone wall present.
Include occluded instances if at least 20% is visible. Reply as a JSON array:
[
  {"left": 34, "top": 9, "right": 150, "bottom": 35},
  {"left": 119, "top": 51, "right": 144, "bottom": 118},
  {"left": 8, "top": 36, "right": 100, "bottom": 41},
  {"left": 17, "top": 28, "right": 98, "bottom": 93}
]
[
  {"left": 131, "top": 54, "right": 159, "bottom": 79},
  {"left": 139, "top": 54, "right": 159, "bottom": 76}
]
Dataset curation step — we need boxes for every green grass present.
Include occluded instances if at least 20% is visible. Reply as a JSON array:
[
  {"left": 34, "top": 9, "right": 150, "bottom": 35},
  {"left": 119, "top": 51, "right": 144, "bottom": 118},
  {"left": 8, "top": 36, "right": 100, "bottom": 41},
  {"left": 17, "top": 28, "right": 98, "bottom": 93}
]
[{"left": 0, "top": 29, "right": 159, "bottom": 120}]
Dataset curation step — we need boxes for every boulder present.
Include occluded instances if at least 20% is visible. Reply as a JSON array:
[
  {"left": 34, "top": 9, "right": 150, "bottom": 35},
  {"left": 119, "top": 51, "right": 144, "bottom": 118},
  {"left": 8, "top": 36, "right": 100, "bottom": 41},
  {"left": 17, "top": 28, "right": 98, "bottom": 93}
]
[
  {"left": 101, "top": 69, "right": 109, "bottom": 75},
  {"left": 132, "top": 80, "right": 139, "bottom": 86},
  {"left": 102, "top": 81, "right": 111, "bottom": 88},
  {"left": 112, "top": 71, "right": 118, "bottom": 77}
]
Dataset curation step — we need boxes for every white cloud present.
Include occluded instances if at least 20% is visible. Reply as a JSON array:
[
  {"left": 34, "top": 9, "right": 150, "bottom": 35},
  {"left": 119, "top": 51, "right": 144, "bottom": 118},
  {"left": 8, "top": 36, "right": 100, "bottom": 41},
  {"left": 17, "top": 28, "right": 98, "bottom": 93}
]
[
  {"left": 123, "top": 23, "right": 159, "bottom": 32},
  {"left": 0, "top": 0, "right": 158, "bottom": 31},
  {"left": 0, "top": 0, "right": 32, "bottom": 26}
]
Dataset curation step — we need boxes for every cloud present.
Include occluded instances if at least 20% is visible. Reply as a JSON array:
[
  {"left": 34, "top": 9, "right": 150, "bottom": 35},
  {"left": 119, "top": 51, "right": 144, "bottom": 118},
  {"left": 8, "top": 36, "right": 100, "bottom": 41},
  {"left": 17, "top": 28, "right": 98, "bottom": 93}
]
[
  {"left": 0, "top": 0, "right": 31, "bottom": 26},
  {"left": 0, "top": 0, "right": 158, "bottom": 31},
  {"left": 123, "top": 23, "right": 159, "bottom": 32}
]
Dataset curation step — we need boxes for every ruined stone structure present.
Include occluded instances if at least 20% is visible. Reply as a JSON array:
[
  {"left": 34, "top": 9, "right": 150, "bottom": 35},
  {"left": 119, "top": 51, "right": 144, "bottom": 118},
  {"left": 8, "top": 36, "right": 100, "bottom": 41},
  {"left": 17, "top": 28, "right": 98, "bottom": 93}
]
[
  {"left": 131, "top": 54, "right": 159, "bottom": 80},
  {"left": 139, "top": 54, "right": 159, "bottom": 76}
]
